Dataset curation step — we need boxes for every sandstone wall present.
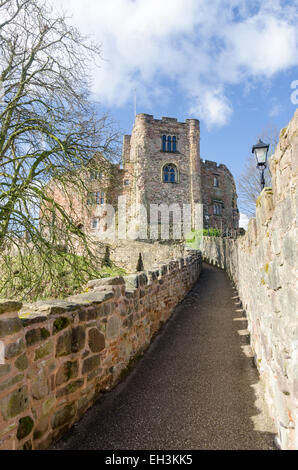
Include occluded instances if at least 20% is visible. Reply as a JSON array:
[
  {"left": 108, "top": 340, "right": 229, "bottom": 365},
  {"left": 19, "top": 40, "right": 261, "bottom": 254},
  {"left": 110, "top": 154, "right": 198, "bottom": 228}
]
[
  {"left": 0, "top": 253, "right": 201, "bottom": 450},
  {"left": 201, "top": 159, "right": 239, "bottom": 231},
  {"left": 98, "top": 240, "right": 186, "bottom": 272},
  {"left": 201, "top": 110, "right": 298, "bottom": 450}
]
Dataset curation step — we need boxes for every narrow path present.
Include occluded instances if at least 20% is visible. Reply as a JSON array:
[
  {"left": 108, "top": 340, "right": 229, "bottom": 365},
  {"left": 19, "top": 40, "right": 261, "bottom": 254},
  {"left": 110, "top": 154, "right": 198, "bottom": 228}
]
[{"left": 52, "top": 264, "right": 276, "bottom": 450}]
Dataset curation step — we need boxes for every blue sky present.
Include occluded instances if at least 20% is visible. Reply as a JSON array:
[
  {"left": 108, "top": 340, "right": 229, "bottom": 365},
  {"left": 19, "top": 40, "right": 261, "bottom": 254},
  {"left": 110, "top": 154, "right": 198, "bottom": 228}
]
[{"left": 52, "top": 0, "right": 298, "bottom": 187}]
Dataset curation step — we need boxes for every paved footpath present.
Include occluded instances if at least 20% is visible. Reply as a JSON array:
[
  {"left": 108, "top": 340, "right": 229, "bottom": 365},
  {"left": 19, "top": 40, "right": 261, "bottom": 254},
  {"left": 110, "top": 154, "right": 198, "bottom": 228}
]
[{"left": 52, "top": 264, "right": 276, "bottom": 450}]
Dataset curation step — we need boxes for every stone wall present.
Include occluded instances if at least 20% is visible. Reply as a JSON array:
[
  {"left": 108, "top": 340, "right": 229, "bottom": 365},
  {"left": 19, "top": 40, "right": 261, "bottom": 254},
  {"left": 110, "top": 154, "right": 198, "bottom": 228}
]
[
  {"left": 201, "top": 159, "right": 239, "bottom": 231},
  {"left": 0, "top": 252, "right": 201, "bottom": 450},
  {"left": 201, "top": 110, "right": 298, "bottom": 450},
  {"left": 98, "top": 240, "right": 186, "bottom": 272}
]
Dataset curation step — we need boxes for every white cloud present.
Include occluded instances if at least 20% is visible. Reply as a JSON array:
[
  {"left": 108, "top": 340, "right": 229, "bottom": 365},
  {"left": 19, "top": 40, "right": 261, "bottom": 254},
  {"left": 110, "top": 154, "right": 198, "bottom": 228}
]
[
  {"left": 269, "top": 102, "right": 283, "bottom": 117},
  {"left": 51, "top": 0, "right": 298, "bottom": 128},
  {"left": 239, "top": 212, "right": 250, "bottom": 230}
]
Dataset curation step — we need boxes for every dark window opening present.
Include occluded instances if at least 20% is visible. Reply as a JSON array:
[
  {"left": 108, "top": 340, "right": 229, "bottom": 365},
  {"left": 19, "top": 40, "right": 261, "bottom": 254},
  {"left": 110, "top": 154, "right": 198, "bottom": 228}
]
[
  {"left": 167, "top": 136, "right": 172, "bottom": 152},
  {"left": 163, "top": 164, "right": 178, "bottom": 183},
  {"left": 214, "top": 176, "right": 219, "bottom": 187},
  {"left": 213, "top": 202, "right": 223, "bottom": 216},
  {"left": 172, "top": 136, "right": 177, "bottom": 152},
  {"left": 161, "top": 135, "right": 177, "bottom": 153}
]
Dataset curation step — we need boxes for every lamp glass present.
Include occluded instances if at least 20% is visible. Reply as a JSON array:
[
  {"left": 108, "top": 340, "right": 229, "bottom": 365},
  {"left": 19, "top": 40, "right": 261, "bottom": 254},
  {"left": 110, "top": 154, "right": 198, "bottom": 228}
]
[{"left": 254, "top": 147, "right": 267, "bottom": 165}]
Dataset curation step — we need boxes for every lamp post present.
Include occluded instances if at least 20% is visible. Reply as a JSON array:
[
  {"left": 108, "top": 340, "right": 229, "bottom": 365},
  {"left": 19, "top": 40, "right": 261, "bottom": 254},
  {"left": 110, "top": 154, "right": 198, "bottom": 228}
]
[{"left": 252, "top": 139, "right": 270, "bottom": 191}]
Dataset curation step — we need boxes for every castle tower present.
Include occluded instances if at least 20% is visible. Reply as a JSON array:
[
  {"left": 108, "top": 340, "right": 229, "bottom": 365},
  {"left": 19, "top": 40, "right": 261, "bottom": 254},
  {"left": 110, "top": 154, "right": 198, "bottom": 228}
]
[{"left": 122, "top": 114, "right": 202, "bottom": 236}]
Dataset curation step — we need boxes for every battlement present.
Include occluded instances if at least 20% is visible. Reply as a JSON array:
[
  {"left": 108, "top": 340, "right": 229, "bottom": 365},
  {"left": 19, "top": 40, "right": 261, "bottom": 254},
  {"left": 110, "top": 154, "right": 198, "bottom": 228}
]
[
  {"left": 135, "top": 113, "right": 200, "bottom": 127},
  {"left": 201, "top": 159, "right": 233, "bottom": 177}
]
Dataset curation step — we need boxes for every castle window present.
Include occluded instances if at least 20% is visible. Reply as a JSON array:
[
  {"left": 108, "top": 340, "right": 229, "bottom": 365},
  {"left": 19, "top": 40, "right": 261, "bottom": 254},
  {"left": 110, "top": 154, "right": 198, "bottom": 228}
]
[
  {"left": 214, "top": 176, "right": 219, "bottom": 187},
  {"left": 90, "top": 171, "right": 102, "bottom": 180},
  {"left": 87, "top": 193, "right": 94, "bottom": 205},
  {"left": 95, "top": 192, "right": 100, "bottom": 204},
  {"left": 163, "top": 164, "right": 178, "bottom": 183},
  {"left": 161, "top": 135, "right": 177, "bottom": 153},
  {"left": 87, "top": 191, "right": 105, "bottom": 205},
  {"left": 167, "top": 136, "right": 172, "bottom": 152},
  {"left": 172, "top": 136, "right": 177, "bottom": 152},
  {"left": 91, "top": 218, "right": 98, "bottom": 229},
  {"left": 213, "top": 202, "right": 223, "bottom": 216}
]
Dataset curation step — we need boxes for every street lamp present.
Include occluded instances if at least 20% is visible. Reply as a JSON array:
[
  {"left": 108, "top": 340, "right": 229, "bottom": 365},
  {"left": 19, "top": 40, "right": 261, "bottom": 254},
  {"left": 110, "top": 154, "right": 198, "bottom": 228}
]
[{"left": 252, "top": 139, "right": 270, "bottom": 191}]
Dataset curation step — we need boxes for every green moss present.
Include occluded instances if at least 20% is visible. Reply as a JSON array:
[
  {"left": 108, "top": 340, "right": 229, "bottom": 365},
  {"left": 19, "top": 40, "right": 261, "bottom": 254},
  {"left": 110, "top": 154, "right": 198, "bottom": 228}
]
[
  {"left": 256, "top": 195, "right": 262, "bottom": 207},
  {"left": 65, "top": 361, "right": 73, "bottom": 381},
  {"left": 53, "top": 317, "right": 70, "bottom": 334},
  {"left": 261, "top": 279, "right": 265, "bottom": 285},
  {"left": 265, "top": 263, "right": 269, "bottom": 273},
  {"left": 15, "top": 353, "right": 28, "bottom": 371},
  {"left": 17, "top": 416, "right": 34, "bottom": 440},
  {"left": 117, "top": 355, "right": 141, "bottom": 383},
  {"left": 23, "top": 440, "right": 32, "bottom": 450},
  {"left": 40, "top": 328, "right": 50, "bottom": 340}
]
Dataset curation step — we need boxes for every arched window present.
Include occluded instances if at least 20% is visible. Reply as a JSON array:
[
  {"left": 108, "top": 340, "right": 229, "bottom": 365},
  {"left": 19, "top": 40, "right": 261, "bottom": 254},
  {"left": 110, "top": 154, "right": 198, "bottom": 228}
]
[
  {"left": 167, "top": 136, "right": 172, "bottom": 152},
  {"left": 163, "top": 164, "right": 178, "bottom": 183},
  {"left": 162, "top": 135, "right": 166, "bottom": 152},
  {"left": 172, "top": 136, "right": 177, "bottom": 152}
]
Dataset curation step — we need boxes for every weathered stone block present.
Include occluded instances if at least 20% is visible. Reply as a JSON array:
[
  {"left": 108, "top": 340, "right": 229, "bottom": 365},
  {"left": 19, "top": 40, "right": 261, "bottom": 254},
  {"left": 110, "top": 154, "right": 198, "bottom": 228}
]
[
  {"left": 55, "top": 330, "right": 72, "bottom": 357},
  {"left": 87, "top": 276, "right": 125, "bottom": 288},
  {"left": 82, "top": 354, "right": 101, "bottom": 375},
  {"left": 267, "top": 261, "right": 282, "bottom": 291},
  {"left": 15, "top": 353, "right": 29, "bottom": 371},
  {"left": 56, "top": 360, "right": 78, "bottom": 386},
  {"left": 0, "top": 300, "right": 22, "bottom": 316},
  {"left": 52, "top": 317, "right": 70, "bottom": 334},
  {"left": 71, "top": 326, "right": 86, "bottom": 353},
  {"left": 33, "top": 416, "right": 49, "bottom": 441},
  {"left": 0, "top": 317, "right": 22, "bottom": 338},
  {"left": 4, "top": 338, "right": 25, "bottom": 359},
  {"left": 25, "top": 327, "right": 50, "bottom": 346},
  {"left": 31, "top": 369, "right": 49, "bottom": 400},
  {"left": 42, "top": 396, "right": 56, "bottom": 416},
  {"left": 0, "top": 373, "right": 24, "bottom": 392},
  {"left": 0, "top": 364, "right": 11, "bottom": 378},
  {"left": 79, "top": 309, "right": 97, "bottom": 322},
  {"left": 56, "top": 379, "right": 84, "bottom": 397},
  {"left": 34, "top": 340, "right": 53, "bottom": 361},
  {"left": 0, "top": 385, "right": 29, "bottom": 420},
  {"left": 88, "top": 328, "right": 105, "bottom": 353},
  {"left": 17, "top": 416, "right": 34, "bottom": 440},
  {"left": 51, "top": 403, "right": 76, "bottom": 429},
  {"left": 106, "top": 316, "right": 120, "bottom": 339}
]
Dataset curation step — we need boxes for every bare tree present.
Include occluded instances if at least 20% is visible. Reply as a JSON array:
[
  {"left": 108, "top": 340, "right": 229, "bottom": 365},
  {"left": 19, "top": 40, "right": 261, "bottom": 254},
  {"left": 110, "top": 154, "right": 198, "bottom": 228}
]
[
  {"left": 0, "top": 0, "right": 121, "bottom": 300},
  {"left": 237, "top": 126, "right": 279, "bottom": 217}
]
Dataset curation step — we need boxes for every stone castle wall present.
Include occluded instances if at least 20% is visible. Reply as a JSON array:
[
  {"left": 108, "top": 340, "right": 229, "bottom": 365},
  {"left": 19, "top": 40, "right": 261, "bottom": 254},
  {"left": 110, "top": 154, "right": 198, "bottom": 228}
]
[
  {"left": 201, "top": 160, "right": 239, "bottom": 231},
  {"left": 123, "top": 114, "right": 201, "bottom": 208},
  {"left": 0, "top": 253, "right": 201, "bottom": 450},
  {"left": 201, "top": 110, "right": 298, "bottom": 450},
  {"left": 99, "top": 240, "right": 186, "bottom": 273}
]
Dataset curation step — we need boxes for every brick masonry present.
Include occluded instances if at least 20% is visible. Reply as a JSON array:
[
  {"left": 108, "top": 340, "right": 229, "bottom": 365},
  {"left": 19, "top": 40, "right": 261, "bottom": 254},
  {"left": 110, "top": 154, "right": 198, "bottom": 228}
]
[{"left": 0, "top": 253, "right": 201, "bottom": 450}]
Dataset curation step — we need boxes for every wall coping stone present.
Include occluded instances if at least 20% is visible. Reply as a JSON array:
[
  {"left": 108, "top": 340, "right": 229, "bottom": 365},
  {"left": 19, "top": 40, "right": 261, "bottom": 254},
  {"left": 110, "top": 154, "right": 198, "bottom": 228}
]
[
  {"left": 0, "top": 300, "right": 23, "bottom": 315},
  {"left": 87, "top": 276, "right": 125, "bottom": 289}
]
